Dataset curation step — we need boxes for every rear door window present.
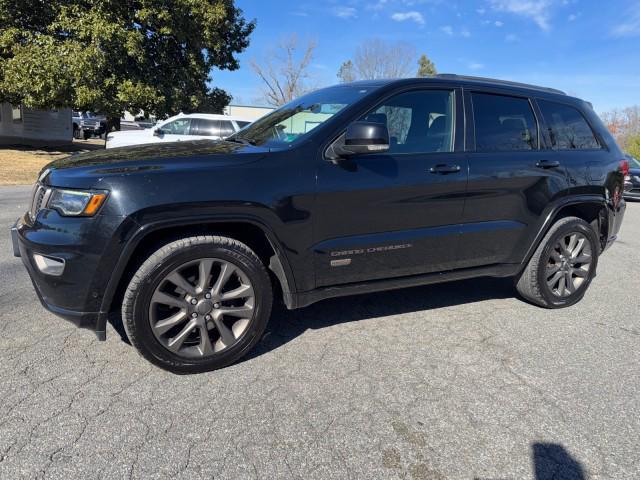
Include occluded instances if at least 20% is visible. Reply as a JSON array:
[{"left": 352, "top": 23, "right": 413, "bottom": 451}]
[
  {"left": 471, "top": 93, "right": 538, "bottom": 152},
  {"left": 537, "top": 100, "right": 600, "bottom": 150},
  {"left": 192, "top": 119, "right": 221, "bottom": 137}
]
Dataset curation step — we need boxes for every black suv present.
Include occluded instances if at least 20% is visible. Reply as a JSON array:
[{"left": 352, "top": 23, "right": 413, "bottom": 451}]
[{"left": 11, "top": 75, "right": 627, "bottom": 373}]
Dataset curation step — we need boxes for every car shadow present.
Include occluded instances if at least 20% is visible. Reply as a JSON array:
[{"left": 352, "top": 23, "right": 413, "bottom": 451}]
[
  {"left": 531, "top": 442, "right": 586, "bottom": 480},
  {"left": 244, "top": 276, "right": 516, "bottom": 362},
  {"left": 108, "top": 276, "right": 517, "bottom": 360}
]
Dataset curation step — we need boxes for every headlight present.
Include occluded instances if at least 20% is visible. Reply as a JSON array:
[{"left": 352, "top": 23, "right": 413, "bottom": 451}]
[{"left": 48, "top": 189, "right": 108, "bottom": 216}]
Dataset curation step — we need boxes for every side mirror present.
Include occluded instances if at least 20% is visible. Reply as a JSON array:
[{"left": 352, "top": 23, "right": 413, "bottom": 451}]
[
  {"left": 343, "top": 121, "right": 390, "bottom": 155},
  {"left": 153, "top": 128, "right": 164, "bottom": 137}
]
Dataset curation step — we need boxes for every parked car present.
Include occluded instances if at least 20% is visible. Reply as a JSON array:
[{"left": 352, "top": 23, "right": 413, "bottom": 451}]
[
  {"left": 105, "top": 113, "right": 251, "bottom": 149},
  {"left": 12, "top": 75, "right": 627, "bottom": 373},
  {"left": 623, "top": 154, "right": 640, "bottom": 200},
  {"left": 72, "top": 111, "right": 106, "bottom": 140}
]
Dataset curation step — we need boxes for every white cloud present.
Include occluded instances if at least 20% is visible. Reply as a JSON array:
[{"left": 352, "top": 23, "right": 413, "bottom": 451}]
[
  {"left": 476, "top": 8, "right": 486, "bottom": 15},
  {"left": 333, "top": 6, "right": 357, "bottom": 18},
  {"left": 611, "top": 5, "right": 640, "bottom": 37},
  {"left": 567, "top": 13, "right": 577, "bottom": 21},
  {"left": 490, "top": 0, "right": 553, "bottom": 30},
  {"left": 391, "top": 11, "right": 425, "bottom": 25},
  {"left": 495, "top": 20, "right": 504, "bottom": 27},
  {"left": 440, "top": 25, "right": 454, "bottom": 35},
  {"left": 460, "top": 28, "right": 471, "bottom": 37},
  {"left": 468, "top": 62, "right": 485, "bottom": 70},
  {"left": 505, "top": 33, "right": 520, "bottom": 42}
]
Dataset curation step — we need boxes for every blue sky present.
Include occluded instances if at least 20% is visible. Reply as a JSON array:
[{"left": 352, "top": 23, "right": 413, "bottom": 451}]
[{"left": 212, "top": 0, "right": 640, "bottom": 113}]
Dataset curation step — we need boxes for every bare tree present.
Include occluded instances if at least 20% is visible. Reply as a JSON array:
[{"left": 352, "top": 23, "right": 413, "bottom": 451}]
[
  {"left": 352, "top": 39, "right": 416, "bottom": 80},
  {"left": 251, "top": 34, "right": 317, "bottom": 107},
  {"left": 337, "top": 60, "right": 356, "bottom": 83},
  {"left": 601, "top": 105, "right": 640, "bottom": 149}
]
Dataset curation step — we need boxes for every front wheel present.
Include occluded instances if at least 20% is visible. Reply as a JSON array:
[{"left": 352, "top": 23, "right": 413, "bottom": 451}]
[
  {"left": 515, "top": 216, "right": 599, "bottom": 308},
  {"left": 122, "top": 236, "right": 273, "bottom": 373}
]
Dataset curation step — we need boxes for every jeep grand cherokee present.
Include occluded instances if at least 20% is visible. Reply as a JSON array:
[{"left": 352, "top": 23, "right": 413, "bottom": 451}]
[{"left": 11, "top": 75, "right": 627, "bottom": 373}]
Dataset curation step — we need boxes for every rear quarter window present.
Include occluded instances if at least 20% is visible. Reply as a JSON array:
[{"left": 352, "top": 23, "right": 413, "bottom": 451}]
[{"left": 537, "top": 100, "right": 600, "bottom": 150}]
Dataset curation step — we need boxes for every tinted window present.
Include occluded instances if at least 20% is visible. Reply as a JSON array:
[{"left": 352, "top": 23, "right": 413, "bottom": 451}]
[
  {"left": 236, "top": 121, "right": 250, "bottom": 129},
  {"left": 360, "top": 90, "right": 454, "bottom": 154},
  {"left": 219, "top": 121, "right": 235, "bottom": 137},
  {"left": 472, "top": 93, "right": 538, "bottom": 151},
  {"left": 192, "top": 119, "right": 220, "bottom": 137},
  {"left": 162, "top": 118, "right": 191, "bottom": 135},
  {"left": 538, "top": 100, "right": 599, "bottom": 150}
]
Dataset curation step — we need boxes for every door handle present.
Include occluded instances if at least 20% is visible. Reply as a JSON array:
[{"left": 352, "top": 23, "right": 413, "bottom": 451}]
[
  {"left": 536, "top": 160, "right": 560, "bottom": 169},
  {"left": 429, "top": 164, "right": 461, "bottom": 174}
]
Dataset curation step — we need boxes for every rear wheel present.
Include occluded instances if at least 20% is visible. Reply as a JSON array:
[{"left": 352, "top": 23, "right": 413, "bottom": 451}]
[
  {"left": 515, "top": 216, "right": 599, "bottom": 308},
  {"left": 122, "top": 236, "right": 273, "bottom": 373}
]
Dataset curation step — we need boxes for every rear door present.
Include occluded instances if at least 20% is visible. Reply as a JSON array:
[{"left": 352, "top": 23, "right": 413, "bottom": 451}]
[
  {"left": 190, "top": 119, "right": 222, "bottom": 140},
  {"left": 458, "top": 89, "right": 568, "bottom": 267},
  {"left": 314, "top": 86, "right": 468, "bottom": 287}
]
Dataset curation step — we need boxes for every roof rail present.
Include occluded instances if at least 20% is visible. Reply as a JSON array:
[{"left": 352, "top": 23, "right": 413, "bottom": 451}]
[{"left": 435, "top": 74, "right": 566, "bottom": 95}]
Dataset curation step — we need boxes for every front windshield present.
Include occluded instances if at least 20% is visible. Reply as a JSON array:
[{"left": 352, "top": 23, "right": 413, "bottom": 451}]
[
  {"left": 231, "top": 85, "right": 377, "bottom": 147},
  {"left": 628, "top": 155, "right": 640, "bottom": 168}
]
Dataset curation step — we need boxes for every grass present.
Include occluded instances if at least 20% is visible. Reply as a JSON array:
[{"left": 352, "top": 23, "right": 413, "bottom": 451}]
[
  {"left": 0, "top": 148, "right": 66, "bottom": 186},
  {"left": 0, "top": 139, "right": 104, "bottom": 185}
]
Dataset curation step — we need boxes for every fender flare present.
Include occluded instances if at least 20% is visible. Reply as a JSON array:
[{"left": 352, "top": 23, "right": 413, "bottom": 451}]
[
  {"left": 520, "top": 194, "right": 609, "bottom": 269},
  {"left": 95, "top": 214, "right": 297, "bottom": 336}
]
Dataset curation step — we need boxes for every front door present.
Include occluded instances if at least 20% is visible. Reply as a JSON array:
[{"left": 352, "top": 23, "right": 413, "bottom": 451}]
[
  {"left": 314, "top": 87, "right": 468, "bottom": 287},
  {"left": 157, "top": 117, "right": 193, "bottom": 143}
]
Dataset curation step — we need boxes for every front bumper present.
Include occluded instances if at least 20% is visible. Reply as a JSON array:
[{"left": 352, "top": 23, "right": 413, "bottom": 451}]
[{"left": 11, "top": 212, "right": 123, "bottom": 341}]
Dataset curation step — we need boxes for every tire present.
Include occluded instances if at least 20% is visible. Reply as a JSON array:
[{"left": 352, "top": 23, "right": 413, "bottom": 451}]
[
  {"left": 73, "top": 125, "right": 81, "bottom": 139},
  {"left": 515, "top": 216, "right": 599, "bottom": 308},
  {"left": 122, "top": 235, "right": 273, "bottom": 373},
  {"left": 83, "top": 131, "right": 91, "bottom": 140}
]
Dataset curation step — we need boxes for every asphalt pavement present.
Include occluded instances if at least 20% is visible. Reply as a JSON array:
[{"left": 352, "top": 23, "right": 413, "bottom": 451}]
[{"left": 0, "top": 184, "right": 638, "bottom": 479}]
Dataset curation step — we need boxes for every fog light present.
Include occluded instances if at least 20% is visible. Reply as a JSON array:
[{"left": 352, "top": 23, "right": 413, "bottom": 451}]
[{"left": 33, "top": 254, "right": 65, "bottom": 276}]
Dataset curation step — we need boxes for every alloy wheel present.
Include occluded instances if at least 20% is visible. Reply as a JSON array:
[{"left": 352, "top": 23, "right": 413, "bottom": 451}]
[
  {"left": 148, "top": 258, "right": 255, "bottom": 358},
  {"left": 545, "top": 232, "right": 593, "bottom": 298}
]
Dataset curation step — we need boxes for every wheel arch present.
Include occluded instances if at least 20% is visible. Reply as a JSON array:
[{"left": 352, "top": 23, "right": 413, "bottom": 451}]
[
  {"left": 97, "top": 217, "right": 297, "bottom": 336},
  {"left": 520, "top": 195, "right": 609, "bottom": 270}
]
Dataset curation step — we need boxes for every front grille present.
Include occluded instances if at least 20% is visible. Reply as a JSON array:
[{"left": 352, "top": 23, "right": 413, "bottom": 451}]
[{"left": 29, "top": 184, "right": 52, "bottom": 220}]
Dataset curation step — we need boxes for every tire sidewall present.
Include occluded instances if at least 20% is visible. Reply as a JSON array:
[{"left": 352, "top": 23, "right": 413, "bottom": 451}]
[
  {"left": 536, "top": 219, "right": 599, "bottom": 308},
  {"left": 131, "top": 242, "right": 271, "bottom": 373}
]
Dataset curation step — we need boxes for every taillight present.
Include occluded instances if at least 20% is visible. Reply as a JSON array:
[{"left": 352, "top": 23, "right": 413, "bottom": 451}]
[{"left": 620, "top": 159, "right": 630, "bottom": 176}]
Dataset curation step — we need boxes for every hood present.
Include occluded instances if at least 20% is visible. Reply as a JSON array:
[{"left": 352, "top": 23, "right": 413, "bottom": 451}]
[
  {"left": 48, "top": 140, "right": 269, "bottom": 171},
  {"left": 42, "top": 140, "right": 272, "bottom": 190}
]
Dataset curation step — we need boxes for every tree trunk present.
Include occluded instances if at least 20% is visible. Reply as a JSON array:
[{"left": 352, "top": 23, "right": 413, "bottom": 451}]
[{"left": 107, "top": 116, "right": 121, "bottom": 132}]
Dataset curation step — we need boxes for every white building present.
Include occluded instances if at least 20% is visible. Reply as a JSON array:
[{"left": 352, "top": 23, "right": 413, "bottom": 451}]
[
  {"left": 223, "top": 104, "right": 273, "bottom": 122},
  {"left": 0, "top": 103, "right": 72, "bottom": 145}
]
